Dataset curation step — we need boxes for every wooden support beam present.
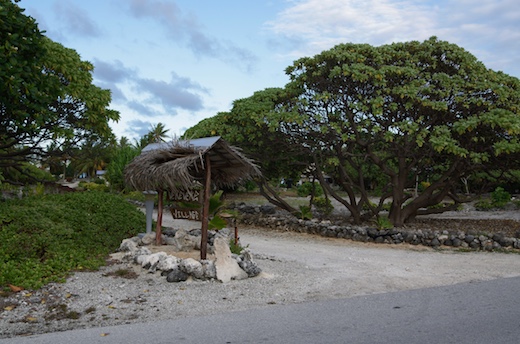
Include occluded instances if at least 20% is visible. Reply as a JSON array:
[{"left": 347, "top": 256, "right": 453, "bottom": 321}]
[
  {"left": 156, "top": 188, "right": 163, "bottom": 245},
  {"left": 200, "top": 154, "right": 211, "bottom": 260}
]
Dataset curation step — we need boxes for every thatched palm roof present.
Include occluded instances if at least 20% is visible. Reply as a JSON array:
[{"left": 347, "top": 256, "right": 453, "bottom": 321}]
[{"left": 124, "top": 136, "right": 261, "bottom": 192}]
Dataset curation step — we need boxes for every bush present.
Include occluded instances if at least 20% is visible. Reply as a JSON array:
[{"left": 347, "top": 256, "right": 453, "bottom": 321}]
[
  {"left": 91, "top": 177, "right": 106, "bottom": 185},
  {"left": 313, "top": 196, "right": 334, "bottom": 215},
  {"left": 475, "top": 199, "right": 495, "bottom": 210},
  {"left": 375, "top": 216, "right": 393, "bottom": 230},
  {"left": 0, "top": 191, "right": 145, "bottom": 290},
  {"left": 297, "top": 181, "right": 323, "bottom": 197},
  {"left": 78, "top": 181, "right": 109, "bottom": 192},
  {"left": 123, "top": 190, "right": 146, "bottom": 203},
  {"left": 298, "top": 205, "right": 313, "bottom": 220},
  {"left": 475, "top": 187, "right": 512, "bottom": 210},
  {"left": 491, "top": 187, "right": 511, "bottom": 206}
]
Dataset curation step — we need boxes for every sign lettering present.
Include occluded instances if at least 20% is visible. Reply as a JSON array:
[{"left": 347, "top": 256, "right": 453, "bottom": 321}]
[
  {"left": 169, "top": 188, "right": 202, "bottom": 220},
  {"left": 170, "top": 208, "right": 201, "bottom": 221},
  {"left": 170, "top": 189, "right": 201, "bottom": 202}
]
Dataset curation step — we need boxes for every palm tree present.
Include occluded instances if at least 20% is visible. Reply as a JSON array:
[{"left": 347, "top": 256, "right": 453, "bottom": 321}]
[
  {"left": 148, "top": 123, "right": 170, "bottom": 143},
  {"left": 119, "top": 136, "right": 130, "bottom": 148}
]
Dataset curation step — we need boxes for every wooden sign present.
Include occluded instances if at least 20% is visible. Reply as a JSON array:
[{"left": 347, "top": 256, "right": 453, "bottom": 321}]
[{"left": 169, "top": 188, "right": 202, "bottom": 221}]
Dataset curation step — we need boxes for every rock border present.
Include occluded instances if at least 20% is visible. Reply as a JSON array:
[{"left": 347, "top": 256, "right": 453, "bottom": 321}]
[
  {"left": 117, "top": 229, "right": 261, "bottom": 283},
  {"left": 231, "top": 203, "right": 520, "bottom": 251}
]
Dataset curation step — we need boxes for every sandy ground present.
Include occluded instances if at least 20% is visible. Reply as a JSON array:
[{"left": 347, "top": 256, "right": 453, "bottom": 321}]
[
  {"left": 1, "top": 208, "right": 519, "bottom": 339},
  {"left": 154, "top": 208, "right": 520, "bottom": 298}
]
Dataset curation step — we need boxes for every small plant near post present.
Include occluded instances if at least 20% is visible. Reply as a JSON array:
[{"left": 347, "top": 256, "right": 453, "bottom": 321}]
[
  {"left": 375, "top": 216, "right": 393, "bottom": 230},
  {"left": 298, "top": 205, "right": 313, "bottom": 220}
]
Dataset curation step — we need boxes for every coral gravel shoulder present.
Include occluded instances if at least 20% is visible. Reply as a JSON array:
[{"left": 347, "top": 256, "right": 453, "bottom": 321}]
[{"left": 1, "top": 216, "right": 520, "bottom": 339}]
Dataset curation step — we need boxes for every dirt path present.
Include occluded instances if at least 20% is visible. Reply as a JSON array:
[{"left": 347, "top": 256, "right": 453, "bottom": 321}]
[
  {"left": 156, "top": 208, "right": 520, "bottom": 299},
  {"left": 240, "top": 227, "right": 520, "bottom": 298}
]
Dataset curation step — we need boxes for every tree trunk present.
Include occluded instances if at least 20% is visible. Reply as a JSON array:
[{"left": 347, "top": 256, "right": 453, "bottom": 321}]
[
  {"left": 258, "top": 179, "right": 298, "bottom": 215},
  {"left": 200, "top": 154, "right": 211, "bottom": 260},
  {"left": 313, "top": 157, "right": 362, "bottom": 224}
]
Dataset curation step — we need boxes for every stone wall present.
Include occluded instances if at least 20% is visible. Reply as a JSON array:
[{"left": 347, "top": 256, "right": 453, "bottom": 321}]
[{"left": 230, "top": 203, "right": 520, "bottom": 251}]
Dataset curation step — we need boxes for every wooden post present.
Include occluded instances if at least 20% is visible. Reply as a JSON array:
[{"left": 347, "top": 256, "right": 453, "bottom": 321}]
[
  {"left": 200, "top": 154, "right": 211, "bottom": 260},
  {"left": 156, "top": 188, "right": 163, "bottom": 245}
]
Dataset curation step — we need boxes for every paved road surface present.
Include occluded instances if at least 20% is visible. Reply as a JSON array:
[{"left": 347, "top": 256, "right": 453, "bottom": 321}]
[{"left": 3, "top": 276, "right": 519, "bottom": 344}]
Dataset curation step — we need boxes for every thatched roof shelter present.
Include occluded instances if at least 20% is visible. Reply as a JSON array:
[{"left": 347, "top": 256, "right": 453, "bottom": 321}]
[
  {"left": 124, "top": 136, "right": 261, "bottom": 192},
  {"left": 124, "top": 136, "right": 261, "bottom": 259}
]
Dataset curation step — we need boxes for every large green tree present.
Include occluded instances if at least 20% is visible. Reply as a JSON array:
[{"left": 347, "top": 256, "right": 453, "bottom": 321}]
[
  {"left": 0, "top": 0, "right": 118, "bottom": 184},
  {"left": 275, "top": 37, "right": 520, "bottom": 225}
]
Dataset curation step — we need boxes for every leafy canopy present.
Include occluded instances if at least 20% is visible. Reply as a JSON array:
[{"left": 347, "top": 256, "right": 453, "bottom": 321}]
[
  {"left": 0, "top": 0, "right": 119, "bottom": 184},
  {"left": 280, "top": 37, "right": 520, "bottom": 225}
]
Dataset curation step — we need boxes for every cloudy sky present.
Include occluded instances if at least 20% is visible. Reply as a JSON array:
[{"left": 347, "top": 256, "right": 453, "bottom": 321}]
[{"left": 20, "top": 0, "right": 520, "bottom": 141}]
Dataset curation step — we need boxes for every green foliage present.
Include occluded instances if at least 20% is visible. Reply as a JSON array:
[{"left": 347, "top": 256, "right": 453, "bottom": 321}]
[
  {"left": 298, "top": 205, "right": 313, "bottom": 220},
  {"left": 243, "top": 180, "right": 257, "bottom": 192},
  {"left": 418, "top": 181, "right": 431, "bottom": 193},
  {"left": 362, "top": 201, "right": 378, "bottom": 211},
  {"left": 229, "top": 239, "right": 249, "bottom": 255},
  {"left": 282, "top": 36, "right": 520, "bottom": 225},
  {"left": 78, "top": 181, "right": 109, "bottom": 192},
  {"left": 0, "top": 162, "right": 55, "bottom": 186},
  {"left": 491, "top": 187, "right": 511, "bottom": 205},
  {"left": 123, "top": 190, "right": 146, "bottom": 203},
  {"left": 183, "top": 88, "right": 309, "bottom": 181},
  {"left": 297, "top": 182, "right": 324, "bottom": 197},
  {"left": 208, "top": 216, "right": 228, "bottom": 231},
  {"left": 33, "top": 183, "right": 45, "bottom": 197},
  {"left": 0, "top": 191, "right": 145, "bottom": 290},
  {"left": 475, "top": 187, "right": 512, "bottom": 210},
  {"left": 382, "top": 202, "right": 392, "bottom": 212},
  {"left": 0, "top": 1, "right": 118, "bottom": 183},
  {"left": 91, "top": 177, "right": 106, "bottom": 185},
  {"left": 474, "top": 199, "right": 495, "bottom": 210},
  {"left": 313, "top": 196, "right": 334, "bottom": 215},
  {"left": 105, "top": 145, "right": 140, "bottom": 191},
  {"left": 374, "top": 216, "right": 393, "bottom": 230}
]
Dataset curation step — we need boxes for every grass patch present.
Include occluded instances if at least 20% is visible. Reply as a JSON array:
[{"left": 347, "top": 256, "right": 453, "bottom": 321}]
[{"left": 0, "top": 191, "right": 145, "bottom": 290}]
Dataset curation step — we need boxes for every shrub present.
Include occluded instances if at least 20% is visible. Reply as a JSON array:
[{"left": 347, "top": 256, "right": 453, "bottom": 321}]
[
  {"left": 298, "top": 205, "right": 313, "bottom": 220},
  {"left": 491, "top": 187, "right": 511, "bottom": 206},
  {"left": 475, "top": 199, "right": 495, "bottom": 210},
  {"left": 229, "top": 238, "right": 249, "bottom": 255},
  {"left": 92, "top": 177, "right": 106, "bottom": 185},
  {"left": 123, "top": 190, "right": 146, "bottom": 203},
  {"left": 81, "top": 182, "right": 109, "bottom": 192},
  {"left": 375, "top": 216, "right": 393, "bottom": 230},
  {"left": 313, "top": 196, "right": 334, "bottom": 215},
  {"left": 475, "top": 187, "right": 512, "bottom": 210},
  {"left": 297, "top": 181, "right": 323, "bottom": 197},
  {"left": 0, "top": 191, "right": 145, "bottom": 290}
]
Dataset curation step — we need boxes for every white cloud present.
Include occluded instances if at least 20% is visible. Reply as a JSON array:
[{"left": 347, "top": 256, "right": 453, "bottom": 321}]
[
  {"left": 267, "top": 0, "right": 435, "bottom": 55},
  {"left": 266, "top": 0, "right": 520, "bottom": 76}
]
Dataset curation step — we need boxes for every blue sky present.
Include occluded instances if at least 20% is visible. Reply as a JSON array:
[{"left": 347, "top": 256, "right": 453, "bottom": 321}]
[{"left": 19, "top": 0, "right": 520, "bottom": 141}]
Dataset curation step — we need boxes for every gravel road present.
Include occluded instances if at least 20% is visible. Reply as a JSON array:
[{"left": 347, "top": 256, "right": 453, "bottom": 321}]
[{"left": 1, "top": 211, "right": 519, "bottom": 339}]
